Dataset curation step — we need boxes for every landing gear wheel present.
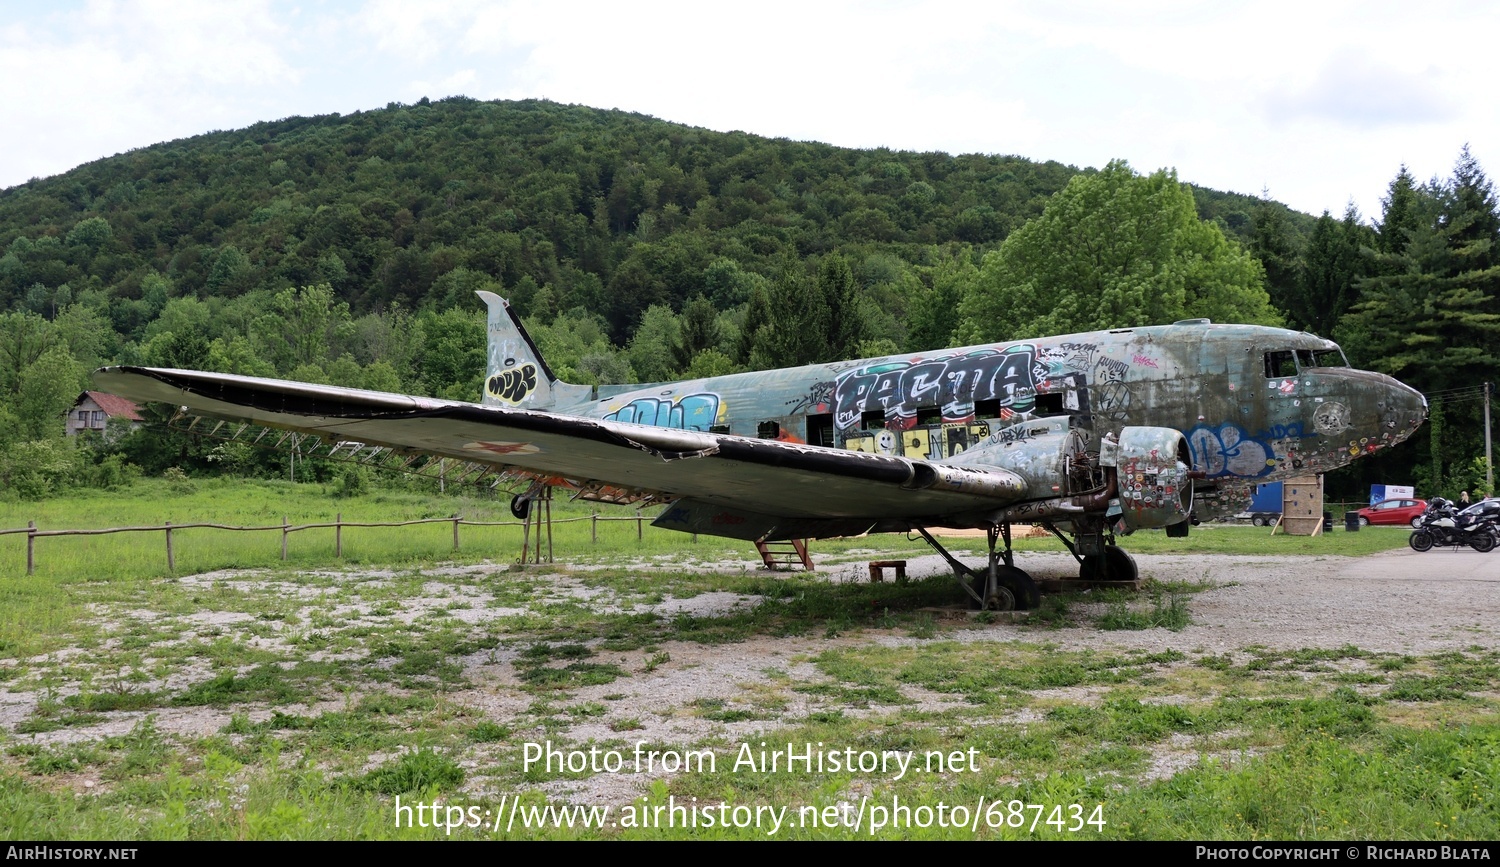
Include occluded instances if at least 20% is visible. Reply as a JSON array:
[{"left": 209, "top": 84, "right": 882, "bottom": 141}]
[
  {"left": 1409, "top": 530, "right": 1434, "bottom": 552},
  {"left": 1104, "top": 544, "right": 1139, "bottom": 582},
  {"left": 1471, "top": 532, "right": 1497, "bottom": 553},
  {"left": 968, "top": 573, "right": 1017, "bottom": 611},
  {"left": 1081, "top": 545, "right": 1139, "bottom": 582},
  {"left": 966, "top": 565, "right": 1039, "bottom": 611}
]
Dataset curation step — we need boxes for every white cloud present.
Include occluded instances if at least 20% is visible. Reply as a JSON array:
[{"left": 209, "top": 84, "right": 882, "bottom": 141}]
[
  {"left": 1, "top": 0, "right": 1496, "bottom": 221},
  {"left": 1266, "top": 49, "right": 1457, "bottom": 129},
  {"left": 0, "top": 0, "right": 297, "bottom": 182}
]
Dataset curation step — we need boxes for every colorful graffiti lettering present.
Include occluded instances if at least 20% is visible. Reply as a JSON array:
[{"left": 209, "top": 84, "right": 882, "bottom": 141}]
[
  {"left": 1188, "top": 423, "right": 1276, "bottom": 478},
  {"left": 603, "top": 392, "right": 721, "bottom": 431},
  {"left": 832, "top": 346, "right": 1037, "bottom": 431},
  {"left": 1043, "top": 341, "right": 1100, "bottom": 372},
  {"left": 1255, "top": 421, "right": 1310, "bottom": 440},
  {"left": 786, "top": 380, "right": 836, "bottom": 415},
  {"left": 487, "top": 363, "right": 538, "bottom": 404}
]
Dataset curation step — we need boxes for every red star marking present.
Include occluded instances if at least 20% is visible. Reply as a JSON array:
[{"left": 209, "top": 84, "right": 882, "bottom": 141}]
[{"left": 470, "top": 441, "right": 537, "bottom": 455}]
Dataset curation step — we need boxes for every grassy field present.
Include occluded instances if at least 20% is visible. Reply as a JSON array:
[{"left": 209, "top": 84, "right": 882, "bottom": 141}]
[{"left": 0, "top": 479, "right": 1489, "bottom": 841}]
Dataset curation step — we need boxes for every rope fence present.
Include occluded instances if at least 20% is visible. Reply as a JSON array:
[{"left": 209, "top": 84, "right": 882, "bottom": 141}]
[{"left": 1, "top": 512, "right": 660, "bottom": 576}]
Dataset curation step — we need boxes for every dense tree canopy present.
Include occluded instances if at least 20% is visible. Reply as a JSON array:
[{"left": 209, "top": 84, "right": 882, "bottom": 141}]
[
  {"left": 956, "top": 161, "right": 1279, "bottom": 342},
  {"left": 10, "top": 95, "right": 1488, "bottom": 503}
]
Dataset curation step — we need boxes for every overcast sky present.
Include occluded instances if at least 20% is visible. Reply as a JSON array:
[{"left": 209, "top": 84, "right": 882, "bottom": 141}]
[{"left": 2, "top": 0, "right": 1494, "bottom": 222}]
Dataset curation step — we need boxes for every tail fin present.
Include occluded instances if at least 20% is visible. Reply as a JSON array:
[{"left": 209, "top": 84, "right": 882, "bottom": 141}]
[{"left": 476, "top": 291, "right": 589, "bottom": 410}]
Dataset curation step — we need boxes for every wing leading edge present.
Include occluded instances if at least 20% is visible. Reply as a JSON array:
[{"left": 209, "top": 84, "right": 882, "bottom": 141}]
[{"left": 93, "top": 367, "right": 1030, "bottom": 536}]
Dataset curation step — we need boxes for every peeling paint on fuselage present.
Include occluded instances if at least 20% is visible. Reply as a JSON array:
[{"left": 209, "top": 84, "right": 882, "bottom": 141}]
[{"left": 559, "top": 322, "right": 1427, "bottom": 506}]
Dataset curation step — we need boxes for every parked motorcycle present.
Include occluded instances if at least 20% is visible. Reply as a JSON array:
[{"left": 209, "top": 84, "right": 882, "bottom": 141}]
[{"left": 1409, "top": 498, "right": 1500, "bottom": 552}]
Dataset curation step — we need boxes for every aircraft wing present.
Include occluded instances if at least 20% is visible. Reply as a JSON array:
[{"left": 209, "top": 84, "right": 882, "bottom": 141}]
[{"left": 94, "top": 367, "right": 1029, "bottom": 540}]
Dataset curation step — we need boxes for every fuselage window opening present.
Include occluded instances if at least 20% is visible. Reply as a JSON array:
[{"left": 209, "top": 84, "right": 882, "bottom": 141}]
[
  {"left": 973, "top": 398, "right": 1001, "bottom": 419},
  {"left": 757, "top": 421, "right": 781, "bottom": 439},
  {"left": 807, "top": 413, "right": 835, "bottom": 447},
  {"left": 860, "top": 409, "right": 887, "bottom": 429},
  {"left": 1297, "top": 348, "right": 1350, "bottom": 369},
  {"left": 915, "top": 406, "right": 942, "bottom": 426},
  {"left": 1034, "top": 392, "right": 1065, "bottom": 416},
  {"left": 1264, "top": 350, "right": 1297, "bottom": 378}
]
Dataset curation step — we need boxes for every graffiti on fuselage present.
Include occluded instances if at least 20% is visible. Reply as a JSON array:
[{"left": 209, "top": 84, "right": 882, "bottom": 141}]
[
  {"left": 1188, "top": 423, "right": 1277, "bottom": 478},
  {"left": 832, "top": 346, "right": 1039, "bottom": 431},
  {"left": 845, "top": 422, "right": 993, "bottom": 458},
  {"left": 487, "top": 362, "right": 538, "bottom": 404},
  {"left": 1037, "top": 341, "right": 1100, "bottom": 373},
  {"left": 603, "top": 392, "right": 721, "bottom": 431},
  {"left": 786, "top": 380, "right": 836, "bottom": 416}
]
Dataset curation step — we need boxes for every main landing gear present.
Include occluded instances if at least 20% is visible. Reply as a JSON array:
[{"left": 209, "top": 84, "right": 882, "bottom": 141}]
[
  {"left": 916, "top": 525, "right": 1041, "bottom": 612},
  {"left": 1042, "top": 521, "right": 1140, "bottom": 583}
]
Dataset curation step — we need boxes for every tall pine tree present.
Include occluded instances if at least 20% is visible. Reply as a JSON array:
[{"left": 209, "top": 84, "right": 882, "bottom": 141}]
[{"left": 1338, "top": 149, "right": 1500, "bottom": 494}]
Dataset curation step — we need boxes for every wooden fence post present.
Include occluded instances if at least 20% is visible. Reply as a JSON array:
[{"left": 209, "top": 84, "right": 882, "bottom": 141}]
[
  {"left": 637, "top": 514, "right": 643, "bottom": 541},
  {"left": 591, "top": 513, "right": 597, "bottom": 544},
  {"left": 453, "top": 514, "right": 460, "bottom": 551},
  {"left": 165, "top": 521, "right": 174, "bottom": 572},
  {"left": 281, "top": 516, "right": 289, "bottom": 560},
  {"left": 26, "top": 520, "right": 35, "bottom": 576},
  {"left": 335, "top": 512, "right": 342, "bottom": 558}
]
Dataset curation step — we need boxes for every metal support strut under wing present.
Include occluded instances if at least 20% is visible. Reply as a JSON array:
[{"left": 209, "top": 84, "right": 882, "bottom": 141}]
[{"left": 914, "top": 526, "right": 1040, "bottom": 611}]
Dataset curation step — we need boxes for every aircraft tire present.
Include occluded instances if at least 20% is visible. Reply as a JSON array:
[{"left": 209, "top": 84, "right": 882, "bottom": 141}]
[
  {"left": 1104, "top": 545, "right": 1139, "bottom": 583},
  {"left": 1470, "top": 532, "right": 1496, "bottom": 553},
  {"left": 1409, "top": 530, "right": 1434, "bottom": 552},
  {"left": 968, "top": 566, "right": 1038, "bottom": 611},
  {"left": 967, "top": 572, "right": 1015, "bottom": 611},
  {"left": 1081, "top": 545, "right": 1140, "bottom": 583},
  {"left": 510, "top": 496, "right": 531, "bottom": 520}
]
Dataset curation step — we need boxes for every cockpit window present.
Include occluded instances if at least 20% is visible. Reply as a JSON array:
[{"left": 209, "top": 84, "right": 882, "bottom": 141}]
[
  {"left": 1266, "top": 348, "right": 1349, "bottom": 377},
  {"left": 1264, "top": 350, "right": 1297, "bottom": 378},
  {"left": 1297, "top": 348, "right": 1349, "bottom": 369}
]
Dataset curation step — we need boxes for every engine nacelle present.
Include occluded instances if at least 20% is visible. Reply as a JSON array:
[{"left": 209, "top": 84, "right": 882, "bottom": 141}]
[
  {"left": 1101, "top": 426, "right": 1194, "bottom": 531},
  {"left": 945, "top": 417, "right": 1082, "bottom": 500}
]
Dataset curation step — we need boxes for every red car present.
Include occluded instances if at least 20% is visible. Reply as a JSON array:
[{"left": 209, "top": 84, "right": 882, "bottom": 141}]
[{"left": 1352, "top": 498, "right": 1429, "bottom": 528}]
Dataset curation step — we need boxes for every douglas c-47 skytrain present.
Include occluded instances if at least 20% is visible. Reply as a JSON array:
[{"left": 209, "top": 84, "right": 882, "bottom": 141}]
[{"left": 95, "top": 291, "right": 1427, "bottom": 611}]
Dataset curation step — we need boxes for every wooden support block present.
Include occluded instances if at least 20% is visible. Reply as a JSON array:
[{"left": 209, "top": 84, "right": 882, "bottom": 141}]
[{"left": 868, "top": 560, "right": 907, "bottom": 583}]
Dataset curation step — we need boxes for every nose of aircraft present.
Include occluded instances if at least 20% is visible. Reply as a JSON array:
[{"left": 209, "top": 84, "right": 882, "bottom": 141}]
[
  {"left": 1302, "top": 367, "right": 1426, "bottom": 467},
  {"left": 1383, "top": 376, "right": 1428, "bottom": 446}
]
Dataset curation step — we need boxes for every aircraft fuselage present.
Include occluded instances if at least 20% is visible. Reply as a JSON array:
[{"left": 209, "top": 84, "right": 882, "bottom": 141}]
[{"left": 552, "top": 321, "right": 1425, "bottom": 516}]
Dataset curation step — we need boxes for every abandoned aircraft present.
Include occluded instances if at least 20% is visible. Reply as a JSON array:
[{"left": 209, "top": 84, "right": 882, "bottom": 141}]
[{"left": 94, "top": 290, "right": 1427, "bottom": 611}]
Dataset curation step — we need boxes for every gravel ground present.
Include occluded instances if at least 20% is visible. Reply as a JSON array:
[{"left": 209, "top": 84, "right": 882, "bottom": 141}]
[
  {"left": 914, "top": 546, "right": 1500, "bottom": 655},
  {"left": 4, "top": 542, "right": 1496, "bottom": 807}
]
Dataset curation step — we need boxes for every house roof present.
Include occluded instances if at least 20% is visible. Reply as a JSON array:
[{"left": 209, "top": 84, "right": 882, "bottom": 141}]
[{"left": 77, "top": 391, "right": 144, "bottom": 421}]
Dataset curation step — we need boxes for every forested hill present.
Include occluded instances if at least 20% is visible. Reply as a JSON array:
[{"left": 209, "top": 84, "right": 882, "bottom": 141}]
[{"left": 0, "top": 96, "right": 1283, "bottom": 344}]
